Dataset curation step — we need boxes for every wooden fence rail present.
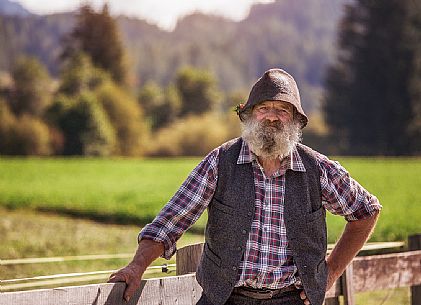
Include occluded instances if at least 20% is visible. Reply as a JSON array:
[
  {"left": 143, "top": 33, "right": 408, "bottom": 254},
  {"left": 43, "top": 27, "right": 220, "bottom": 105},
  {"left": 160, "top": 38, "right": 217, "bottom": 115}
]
[{"left": 1, "top": 235, "right": 420, "bottom": 305}]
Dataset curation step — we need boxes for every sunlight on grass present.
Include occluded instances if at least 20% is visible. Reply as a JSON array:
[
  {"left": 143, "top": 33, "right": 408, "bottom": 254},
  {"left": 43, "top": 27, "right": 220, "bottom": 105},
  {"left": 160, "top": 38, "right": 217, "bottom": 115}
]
[{"left": 0, "top": 157, "right": 420, "bottom": 241}]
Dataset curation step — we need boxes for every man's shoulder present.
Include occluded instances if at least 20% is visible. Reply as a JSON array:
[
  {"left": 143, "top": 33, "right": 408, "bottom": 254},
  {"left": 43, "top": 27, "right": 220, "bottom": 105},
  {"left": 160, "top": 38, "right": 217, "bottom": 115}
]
[
  {"left": 296, "top": 143, "right": 324, "bottom": 159},
  {"left": 297, "top": 143, "right": 345, "bottom": 172},
  {"left": 296, "top": 143, "right": 333, "bottom": 169},
  {"left": 219, "top": 137, "right": 242, "bottom": 153},
  {"left": 201, "top": 138, "right": 241, "bottom": 165}
]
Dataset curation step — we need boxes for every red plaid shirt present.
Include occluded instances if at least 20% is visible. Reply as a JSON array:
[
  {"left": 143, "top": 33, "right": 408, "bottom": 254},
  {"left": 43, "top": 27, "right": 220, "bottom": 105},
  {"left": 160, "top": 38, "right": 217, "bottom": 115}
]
[{"left": 139, "top": 139, "right": 381, "bottom": 289}]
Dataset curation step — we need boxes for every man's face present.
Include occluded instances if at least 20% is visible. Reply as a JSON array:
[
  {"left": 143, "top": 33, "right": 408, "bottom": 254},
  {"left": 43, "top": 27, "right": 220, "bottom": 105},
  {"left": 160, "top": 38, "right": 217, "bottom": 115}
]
[
  {"left": 252, "top": 101, "right": 294, "bottom": 124},
  {"left": 241, "top": 100, "right": 301, "bottom": 160}
]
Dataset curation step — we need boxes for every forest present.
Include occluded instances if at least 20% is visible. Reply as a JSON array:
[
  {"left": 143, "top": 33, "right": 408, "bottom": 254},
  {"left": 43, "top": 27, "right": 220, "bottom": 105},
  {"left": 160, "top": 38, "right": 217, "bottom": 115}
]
[{"left": 0, "top": 0, "right": 419, "bottom": 156}]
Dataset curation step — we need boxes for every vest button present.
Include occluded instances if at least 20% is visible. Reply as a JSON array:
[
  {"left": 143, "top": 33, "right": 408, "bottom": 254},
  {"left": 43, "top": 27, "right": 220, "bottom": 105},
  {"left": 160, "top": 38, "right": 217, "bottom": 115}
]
[
  {"left": 232, "top": 266, "right": 237, "bottom": 271},
  {"left": 247, "top": 211, "right": 252, "bottom": 216},
  {"left": 242, "top": 229, "right": 247, "bottom": 234},
  {"left": 237, "top": 246, "right": 242, "bottom": 251}
]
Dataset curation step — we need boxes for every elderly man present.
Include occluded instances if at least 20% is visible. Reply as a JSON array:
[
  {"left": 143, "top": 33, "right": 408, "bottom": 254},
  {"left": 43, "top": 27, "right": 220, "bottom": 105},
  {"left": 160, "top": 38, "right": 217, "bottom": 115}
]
[{"left": 109, "top": 69, "right": 381, "bottom": 305}]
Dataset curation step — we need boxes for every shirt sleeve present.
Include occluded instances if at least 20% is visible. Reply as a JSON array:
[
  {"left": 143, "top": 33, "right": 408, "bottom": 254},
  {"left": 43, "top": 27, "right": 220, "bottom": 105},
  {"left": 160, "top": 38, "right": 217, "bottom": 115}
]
[
  {"left": 317, "top": 154, "right": 382, "bottom": 221},
  {"left": 138, "top": 147, "right": 219, "bottom": 259}
]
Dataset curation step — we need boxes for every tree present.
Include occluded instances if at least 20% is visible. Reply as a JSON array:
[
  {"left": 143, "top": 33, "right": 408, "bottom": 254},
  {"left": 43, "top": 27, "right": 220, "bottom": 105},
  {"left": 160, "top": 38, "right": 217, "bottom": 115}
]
[
  {"left": 96, "top": 82, "right": 148, "bottom": 156},
  {"left": 160, "top": 84, "right": 182, "bottom": 126},
  {"left": 323, "top": 0, "right": 420, "bottom": 155},
  {"left": 0, "top": 100, "right": 15, "bottom": 154},
  {"left": 11, "top": 56, "right": 52, "bottom": 116},
  {"left": 51, "top": 93, "right": 116, "bottom": 156},
  {"left": 138, "top": 81, "right": 181, "bottom": 130},
  {"left": 9, "top": 115, "right": 52, "bottom": 156},
  {"left": 59, "top": 52, "right": 109, "bottom": 96},
  {"left": 175, "top": 66, "right": 220, "bottom": 116},
  {"left": 407, "top": 1, "right": 421, "bottom": 154},
  {"left": 138, "top": 81, "right": 164, "bottom": 120},
  {"left": 0, "top": 101, "right": 53, "bottom": 155},
  {"left": 62, "top": 4, "right": 127, "bottom": 85}
]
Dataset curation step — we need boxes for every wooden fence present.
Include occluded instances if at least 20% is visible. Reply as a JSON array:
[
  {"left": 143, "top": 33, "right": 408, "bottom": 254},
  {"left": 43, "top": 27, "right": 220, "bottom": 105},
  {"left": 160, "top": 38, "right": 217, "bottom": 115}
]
[{"left": 1, "top": 235, "right": 420, "bottom": 305}]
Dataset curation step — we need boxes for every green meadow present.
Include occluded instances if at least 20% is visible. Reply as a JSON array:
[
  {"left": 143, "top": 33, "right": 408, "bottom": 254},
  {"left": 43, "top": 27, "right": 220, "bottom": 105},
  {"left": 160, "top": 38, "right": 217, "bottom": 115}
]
[{"left": 0, "top": 157, "right": 420, "bottom": 242}]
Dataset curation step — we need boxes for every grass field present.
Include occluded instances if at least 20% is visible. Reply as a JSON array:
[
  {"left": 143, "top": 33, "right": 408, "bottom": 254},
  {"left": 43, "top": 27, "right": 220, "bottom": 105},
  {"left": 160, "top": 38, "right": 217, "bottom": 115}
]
[
  {"left": 1, "top": 157, "right": 420, "bottom": 242},
  {"left": 1, "top": 208, "right": 204, "bottom": 288}
]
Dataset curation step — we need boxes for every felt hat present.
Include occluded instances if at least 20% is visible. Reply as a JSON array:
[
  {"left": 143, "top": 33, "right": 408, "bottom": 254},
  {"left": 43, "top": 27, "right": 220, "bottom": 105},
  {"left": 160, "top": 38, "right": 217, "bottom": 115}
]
[{"left": 237, "top": 68, "right": 308, "bottom": 128}]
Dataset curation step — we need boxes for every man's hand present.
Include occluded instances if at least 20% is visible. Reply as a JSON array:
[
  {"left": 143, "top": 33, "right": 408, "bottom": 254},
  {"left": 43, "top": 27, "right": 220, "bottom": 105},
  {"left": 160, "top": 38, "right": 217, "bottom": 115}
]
[
  {"left": 108, "top": 263, "right": 144, "bottom": 302},
  {"left": 300, "top": 290, "right": 311, "bottom": 305},
  {"left": 108, "top": 239, "right": 165, "bottom": 302}
]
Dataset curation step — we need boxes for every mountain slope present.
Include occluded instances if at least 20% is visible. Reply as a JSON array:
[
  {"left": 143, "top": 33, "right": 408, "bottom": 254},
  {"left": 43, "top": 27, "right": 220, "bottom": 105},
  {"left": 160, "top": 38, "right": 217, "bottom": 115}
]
[
  {"left": 0, "top": 0, "right": 349, "bottom": 112},
  {"left": 0, "top": 0, "right": 31, "bottom": 16}
]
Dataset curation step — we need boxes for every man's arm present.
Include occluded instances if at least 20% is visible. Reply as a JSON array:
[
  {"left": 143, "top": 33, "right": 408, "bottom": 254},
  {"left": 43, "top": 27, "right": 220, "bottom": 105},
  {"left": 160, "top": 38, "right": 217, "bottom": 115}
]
[
  {"left": 108, "top": 239, "right": 164, "bottom": 301},
  {"left": 108, "top": 148, "right": 220, "bottom": 301},
  {"left": 325, "top": 210, "right": 380, "bottom": 290}
]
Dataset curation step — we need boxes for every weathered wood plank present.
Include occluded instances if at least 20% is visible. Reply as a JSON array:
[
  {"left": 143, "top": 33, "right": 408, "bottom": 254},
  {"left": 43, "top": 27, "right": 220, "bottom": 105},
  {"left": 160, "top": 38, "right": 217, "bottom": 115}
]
[
  {"left": 2, "top": 249, "right": 421, "bottom": 305},
  {"left": 342, "top": 264, "right": 355, "bottom": 305},
  {"left": 409, "top": 234, "right": 421, "bottom": 305},
  {"left": 176, "top": 243, "right": 204, "bottom": 276},
  {"left": 0, "top": 274, "right": 203, "bottom": 305},
  {"left": 325, "top": 298, "right": 340, "bottom": 305},
  {"left": 352, "top": 250, "right": 421, "bottom": 292},
  {"left": 325, "top": 278, "right": 341, "bottom": 299}
]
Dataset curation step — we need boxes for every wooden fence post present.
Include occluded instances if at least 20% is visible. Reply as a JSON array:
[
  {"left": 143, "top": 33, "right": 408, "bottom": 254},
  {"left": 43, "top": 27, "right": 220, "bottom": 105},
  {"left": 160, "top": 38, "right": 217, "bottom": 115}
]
[
  {"left": 325, "top": 297, "right": 340, "bottom": 305},
  {"left": 325, "top": 263, "right": 355, "bottom": 305},
  {"left": 409, "top": 234, "right": 421, "bottom": 305},
  {"left": 342, "top": 263, "right": 355, "bottom": 305},
  {"left": 325, "top": 277, "right": 341, "bottom": 305},
  {"left": 176, "top": 243, "right": 204, "bottom": 275}
]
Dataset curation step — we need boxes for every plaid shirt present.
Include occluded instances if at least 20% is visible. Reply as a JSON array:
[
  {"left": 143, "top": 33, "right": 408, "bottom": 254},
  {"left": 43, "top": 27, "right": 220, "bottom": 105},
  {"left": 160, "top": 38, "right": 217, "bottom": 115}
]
[{"left": 139, "top": 139, "right": 382, "bottom": 289}]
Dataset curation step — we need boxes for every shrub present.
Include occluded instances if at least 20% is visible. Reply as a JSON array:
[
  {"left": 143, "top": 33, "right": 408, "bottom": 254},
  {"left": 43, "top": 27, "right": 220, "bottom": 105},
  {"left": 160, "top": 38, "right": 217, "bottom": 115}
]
[
  {"left": 9, "top": 115, "right": 52, "bottom": 156},
  {"left": 96, "top": 82, "right": 148, "bottom": 156},
  {"left": 147, "top": 112, "right": 240, "bottom": 156},
  {"left": 49, "top": 93, "right": 116, "bottom": 156},
  {"left": 11, "top": 56, "right": 53, "bottom": 116},
  {"left": 0, "top": 101, "right": 16, "bottom": 154}
]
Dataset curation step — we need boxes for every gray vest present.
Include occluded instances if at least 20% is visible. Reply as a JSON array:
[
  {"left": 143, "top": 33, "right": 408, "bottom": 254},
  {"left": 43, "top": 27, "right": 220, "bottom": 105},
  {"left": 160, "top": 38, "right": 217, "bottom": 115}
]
[{"left": 196, "top": 138, "right": 328, "bottom": 305}]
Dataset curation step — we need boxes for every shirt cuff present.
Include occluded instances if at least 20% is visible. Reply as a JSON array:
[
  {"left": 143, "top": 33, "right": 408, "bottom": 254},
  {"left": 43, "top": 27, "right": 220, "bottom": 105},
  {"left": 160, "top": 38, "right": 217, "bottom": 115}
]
[
  {"left": 345, "top": 195, "right": 382, "bottom": 222},
  {"left": 138, "top": 224, "right": 177, "bottom": 260}
]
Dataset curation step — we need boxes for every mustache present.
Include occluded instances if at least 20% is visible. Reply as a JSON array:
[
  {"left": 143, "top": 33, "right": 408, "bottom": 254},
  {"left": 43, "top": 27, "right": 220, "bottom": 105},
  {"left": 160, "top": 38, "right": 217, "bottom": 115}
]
[{"left": 259, "top": 120, "right": 284, "bottom": 130}]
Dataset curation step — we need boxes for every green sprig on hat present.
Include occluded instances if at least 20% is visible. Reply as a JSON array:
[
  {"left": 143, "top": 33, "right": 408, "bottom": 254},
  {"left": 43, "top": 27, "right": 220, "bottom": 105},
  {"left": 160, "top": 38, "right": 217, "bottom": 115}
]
[{"left": 233, "top": 103, "right": 245, "bottom": 115}]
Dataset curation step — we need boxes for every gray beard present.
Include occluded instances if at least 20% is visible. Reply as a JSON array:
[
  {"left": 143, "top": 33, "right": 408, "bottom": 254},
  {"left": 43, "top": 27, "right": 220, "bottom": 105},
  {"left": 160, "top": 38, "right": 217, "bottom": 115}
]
[{"left": 241, "top": 118, "right": 302, "bottom": 159}]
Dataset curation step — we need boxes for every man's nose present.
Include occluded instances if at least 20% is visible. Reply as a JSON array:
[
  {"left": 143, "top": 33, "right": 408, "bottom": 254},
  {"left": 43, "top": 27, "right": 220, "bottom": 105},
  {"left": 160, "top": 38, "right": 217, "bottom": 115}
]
[{"left": 264, "top": 112, "right": 279, "bottom": 122}]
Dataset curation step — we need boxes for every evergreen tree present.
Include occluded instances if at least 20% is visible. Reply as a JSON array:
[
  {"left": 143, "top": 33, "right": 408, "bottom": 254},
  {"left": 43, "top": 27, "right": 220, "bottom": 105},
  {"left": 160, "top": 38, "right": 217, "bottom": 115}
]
[
  {"left": 323, "top": 0, "right": 420, "bottom": 155},
  {"left": 51, "top": 93, "right": 116, "bottom": 156},
  {"left": 175, "top": 66, "right": 220, "bottom": 116},
  {"left": 59, "top": 52, "right": 109, "bottom": 96},
  {"left": 407, "top": 0, "right": 421, "bottom": 153},
  {"left": 11, "top": 56, "right": 52, "bottom": 116},
  {"left": 62, "top": 4, "right": 127, "bottom": 85},
  {"left": 138, "top": 81, "right": 181, "bottom": 130}
]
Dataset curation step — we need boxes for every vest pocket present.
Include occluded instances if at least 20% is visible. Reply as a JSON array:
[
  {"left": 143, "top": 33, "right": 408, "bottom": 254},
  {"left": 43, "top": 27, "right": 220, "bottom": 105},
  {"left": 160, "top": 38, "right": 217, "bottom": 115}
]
[
  {"left": 306, "top": 206, "right": 325, "bottom": 222},
  {"left": 211, "top": 197, "right": 235, "bottom": 215},
  {"left": 204, "top": 243, "right": 222, "bottom": 267},
  {"left": 305, "top": 207, "right": 327, "bottom": 247}
]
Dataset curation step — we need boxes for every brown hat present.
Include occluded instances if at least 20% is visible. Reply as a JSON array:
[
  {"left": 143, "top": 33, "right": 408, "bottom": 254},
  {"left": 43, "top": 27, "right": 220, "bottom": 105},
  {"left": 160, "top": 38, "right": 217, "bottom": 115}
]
[{"left": 237, "top": 68, "right": 308, "bottom": 128}]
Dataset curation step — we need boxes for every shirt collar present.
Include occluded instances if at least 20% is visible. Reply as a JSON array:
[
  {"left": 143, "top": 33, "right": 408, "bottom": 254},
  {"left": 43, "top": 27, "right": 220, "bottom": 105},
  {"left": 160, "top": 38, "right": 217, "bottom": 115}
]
[{"left": 237, "top": 139, "right": 306, "bottom": 172}]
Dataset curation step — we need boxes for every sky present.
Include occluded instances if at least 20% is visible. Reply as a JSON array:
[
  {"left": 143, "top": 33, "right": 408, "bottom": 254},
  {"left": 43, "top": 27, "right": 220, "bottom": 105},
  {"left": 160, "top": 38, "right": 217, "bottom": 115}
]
[{"left": 15, "top": 0, "right": 275, "bottom": 30}]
